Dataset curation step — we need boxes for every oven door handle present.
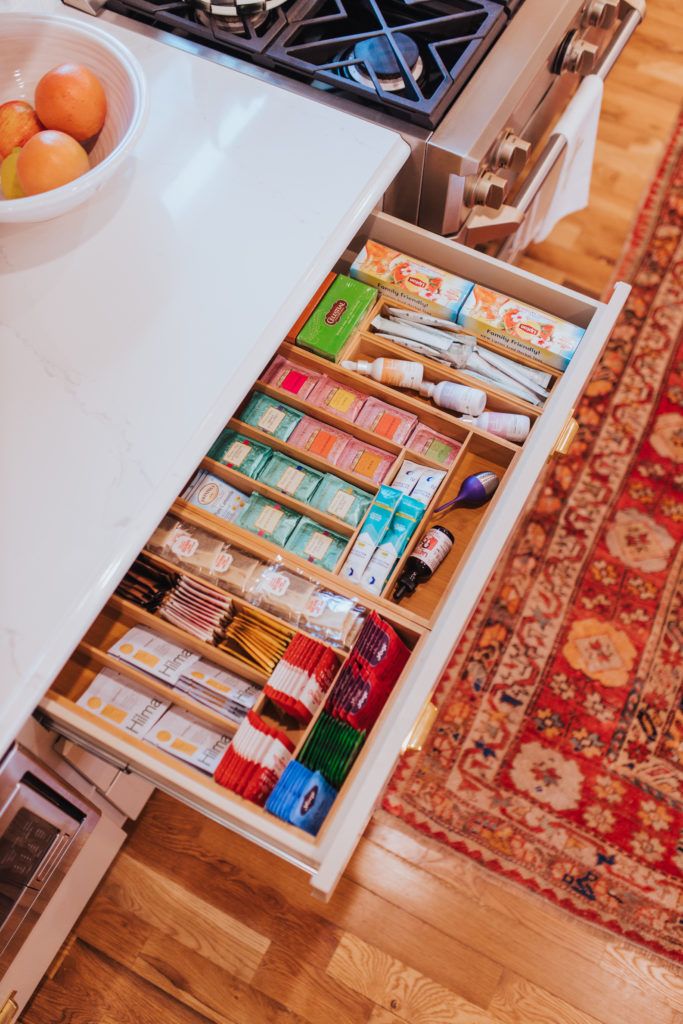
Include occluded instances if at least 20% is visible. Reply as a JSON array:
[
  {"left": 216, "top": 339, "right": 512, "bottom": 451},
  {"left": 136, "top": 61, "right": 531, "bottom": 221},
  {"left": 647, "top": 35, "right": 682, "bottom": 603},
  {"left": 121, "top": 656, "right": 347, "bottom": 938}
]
[{"left": 461, "top": 3, "right": 644, "bottom": 247}]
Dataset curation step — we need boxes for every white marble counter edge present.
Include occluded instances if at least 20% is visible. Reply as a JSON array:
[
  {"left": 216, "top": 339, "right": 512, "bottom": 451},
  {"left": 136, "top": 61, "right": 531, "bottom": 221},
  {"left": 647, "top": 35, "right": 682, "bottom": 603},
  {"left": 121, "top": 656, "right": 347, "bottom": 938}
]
[{"left": 2, "top": 142, "right": 407, "bottom": 757}]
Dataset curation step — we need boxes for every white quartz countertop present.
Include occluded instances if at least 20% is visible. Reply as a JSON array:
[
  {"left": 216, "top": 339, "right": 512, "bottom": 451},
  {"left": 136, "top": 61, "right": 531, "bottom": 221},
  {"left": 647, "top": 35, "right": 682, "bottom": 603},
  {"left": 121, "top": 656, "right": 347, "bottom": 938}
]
[{"left": 0, "top": 1, "right": 408, "bottom": 756}]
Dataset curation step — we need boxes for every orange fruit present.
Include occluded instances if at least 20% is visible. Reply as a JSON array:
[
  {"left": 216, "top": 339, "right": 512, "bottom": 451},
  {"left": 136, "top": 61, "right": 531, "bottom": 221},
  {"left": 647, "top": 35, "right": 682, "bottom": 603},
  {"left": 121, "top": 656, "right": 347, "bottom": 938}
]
[
  {"left": 17, "top": 131, "right": 90, "bottom": 195},
  {"left": 35, "top": 63, "right": 107, "bottom": 142},
  {"left": 0, "top": 100, "right": 42, "bottom": 158}
]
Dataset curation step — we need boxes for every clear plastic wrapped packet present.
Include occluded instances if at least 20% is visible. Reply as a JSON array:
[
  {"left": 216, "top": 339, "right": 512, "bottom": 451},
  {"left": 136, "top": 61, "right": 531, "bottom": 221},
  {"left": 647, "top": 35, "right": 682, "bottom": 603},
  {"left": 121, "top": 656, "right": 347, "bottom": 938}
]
[{"left": 147, "top": 515, "right": 263, "bottom": 598}]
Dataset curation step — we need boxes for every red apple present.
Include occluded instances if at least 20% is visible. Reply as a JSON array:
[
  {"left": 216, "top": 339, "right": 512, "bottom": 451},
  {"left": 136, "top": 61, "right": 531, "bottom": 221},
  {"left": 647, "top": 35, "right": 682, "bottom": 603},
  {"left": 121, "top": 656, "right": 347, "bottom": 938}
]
[{"left": 0, "top": 100, "right": 42, "bottom": 159}]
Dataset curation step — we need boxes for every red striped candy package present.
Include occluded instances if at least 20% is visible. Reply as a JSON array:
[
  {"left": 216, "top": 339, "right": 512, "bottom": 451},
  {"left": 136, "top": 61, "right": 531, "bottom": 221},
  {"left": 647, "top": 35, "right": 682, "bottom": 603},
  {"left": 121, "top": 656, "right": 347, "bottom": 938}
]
[
  {"left": 213, "top": 711, "right": 295, "bottom": 806},
  {"left": 263, "top": 633, "right": 339, "bottom": 724}
]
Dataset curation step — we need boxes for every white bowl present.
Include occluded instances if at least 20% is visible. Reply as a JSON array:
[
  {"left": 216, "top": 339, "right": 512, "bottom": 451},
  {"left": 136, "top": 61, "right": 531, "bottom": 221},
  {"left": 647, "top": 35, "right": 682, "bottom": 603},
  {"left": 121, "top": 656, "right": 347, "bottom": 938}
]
[{"left": 0, "top": 14, "right": 147, "bottom": 222}]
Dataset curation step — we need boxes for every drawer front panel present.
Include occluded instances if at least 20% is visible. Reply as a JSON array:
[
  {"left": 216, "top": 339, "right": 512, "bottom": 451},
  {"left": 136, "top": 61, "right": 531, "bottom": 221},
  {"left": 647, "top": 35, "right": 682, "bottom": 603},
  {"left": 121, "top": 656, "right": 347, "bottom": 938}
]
[{"left": 41, "top": 211, "right": 629, "bottom": 897}]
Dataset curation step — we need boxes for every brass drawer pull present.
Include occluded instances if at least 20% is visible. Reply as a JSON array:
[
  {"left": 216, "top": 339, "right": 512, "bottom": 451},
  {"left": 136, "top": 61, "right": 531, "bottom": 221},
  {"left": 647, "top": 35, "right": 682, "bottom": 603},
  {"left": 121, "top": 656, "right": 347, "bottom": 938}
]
[
  {"left": 402, "top": 701, "right": 438, "bottom": 754},
  {"left": 0, "top": 993, "right": 18, "bottom": 1024},
  {"left": 552, "top": 414, "right": 579, "bottom": 458}
]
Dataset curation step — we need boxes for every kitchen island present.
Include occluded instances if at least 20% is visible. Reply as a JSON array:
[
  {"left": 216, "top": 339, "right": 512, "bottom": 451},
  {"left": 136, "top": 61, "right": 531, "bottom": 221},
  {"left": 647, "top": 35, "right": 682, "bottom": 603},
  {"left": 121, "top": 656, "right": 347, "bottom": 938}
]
[{"left": 0, "top": 0, "right": 408, "bottom": 758}]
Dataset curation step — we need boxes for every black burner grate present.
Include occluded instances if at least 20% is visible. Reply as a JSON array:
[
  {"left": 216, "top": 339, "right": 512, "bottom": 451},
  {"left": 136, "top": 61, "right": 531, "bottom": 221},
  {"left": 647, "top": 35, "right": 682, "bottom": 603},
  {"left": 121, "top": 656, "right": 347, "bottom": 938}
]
[
  {"left": 96, "top": 0, "right": 515, "bottom": 128},
  {"left": 105, "top": 0, "right": 291, "bottom": 56},
  {"left": 268, "top": 1, "right": 507, "bottom": 128}
]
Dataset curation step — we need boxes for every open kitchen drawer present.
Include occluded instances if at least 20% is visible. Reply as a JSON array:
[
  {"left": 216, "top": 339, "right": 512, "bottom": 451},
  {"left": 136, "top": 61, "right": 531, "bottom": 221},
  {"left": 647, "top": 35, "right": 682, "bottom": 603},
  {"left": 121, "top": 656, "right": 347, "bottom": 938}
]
[{"left": 39, "top": 212, "right": 629, "bottom": 897}]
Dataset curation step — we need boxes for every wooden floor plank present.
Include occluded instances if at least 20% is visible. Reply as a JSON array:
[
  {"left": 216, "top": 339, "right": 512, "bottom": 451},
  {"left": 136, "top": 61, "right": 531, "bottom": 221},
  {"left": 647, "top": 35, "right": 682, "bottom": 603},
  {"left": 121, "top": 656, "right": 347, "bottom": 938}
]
[
  {"left": 75, "top": 875, "right": 313, "bottom": 1024},
  {"left": 368, "top": 817, "right": 683, "bottom": 1015},
  {"left": 23, "top": 940, "right": 214, "bottom": 1024},
  {"left": 126, "top": 792, "right": 504, "bottom": 1007},
  {"left": 253, "top": 938, "right": 376, "bottom": 1024},
  {"left": 345, "top": 831, "right": 677, "bottom": 1024},
  {"left": 487, "top": 972, "right": 607, "bottom": 1024},
  {"left": 132, "top": 930, "right": 312, "bottom": 1024},
  {"left": 102, "top": 852, "right": 270, "bottom": 982},
  {"left": 327, "top": 933, "right": 498, "bottom": 1024}
]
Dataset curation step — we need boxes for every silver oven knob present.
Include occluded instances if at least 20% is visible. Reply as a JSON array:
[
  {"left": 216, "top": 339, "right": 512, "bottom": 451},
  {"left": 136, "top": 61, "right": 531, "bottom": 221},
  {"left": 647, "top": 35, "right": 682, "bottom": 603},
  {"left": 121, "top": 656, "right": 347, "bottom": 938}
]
[
  {"left": 465, "top": 172, "right": 507, "bottom": 210},
  {"left": 492, "top": 131, "right": 531, "bottom": 173},
  {"left": 562, "top": 35, "right": 598, "bottom": 74},
  {"left": 584, "top": 0, "right": 619, "bottom": 28}
]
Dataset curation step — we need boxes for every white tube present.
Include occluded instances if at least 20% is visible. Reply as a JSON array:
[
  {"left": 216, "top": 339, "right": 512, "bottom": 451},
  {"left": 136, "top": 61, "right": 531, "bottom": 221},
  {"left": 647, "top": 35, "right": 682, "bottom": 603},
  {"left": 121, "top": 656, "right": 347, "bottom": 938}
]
[
  {"left": 386, "top": 307, "right": 463, "bottom": 333},
  {"left": 482, "top": 347, "right": 553, "bottom": 389},
  {"left": 372, "top": 315, "right": 452, "bottom": 352},
  {"left": 373, "top": 333, "right": 454, "bottom": 366},
  {"left": 473, "top": 349, "right": 550, "bottom": 397},
  {"left": 460, "top": 368, "right": 543, "bottom": 406},
  {"left": 462, "top": 411, "right": 531, "bottom": 443},
  {"left": 461, "top": 356, "right": 544, "bottom": 404},
  {"left": 420, "top": 380, "right": 487, "bottom": 416}
]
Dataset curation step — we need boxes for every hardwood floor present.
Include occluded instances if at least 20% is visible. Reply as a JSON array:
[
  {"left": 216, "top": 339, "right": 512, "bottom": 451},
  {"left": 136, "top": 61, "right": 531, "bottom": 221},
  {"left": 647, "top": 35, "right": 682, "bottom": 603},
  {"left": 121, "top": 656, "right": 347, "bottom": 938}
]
[
  {"left": 24, "top": 4, "right": 683, "bottom": 1022},
  {"left": 518, "top": 0, "right": 682, "bottom": 296}
]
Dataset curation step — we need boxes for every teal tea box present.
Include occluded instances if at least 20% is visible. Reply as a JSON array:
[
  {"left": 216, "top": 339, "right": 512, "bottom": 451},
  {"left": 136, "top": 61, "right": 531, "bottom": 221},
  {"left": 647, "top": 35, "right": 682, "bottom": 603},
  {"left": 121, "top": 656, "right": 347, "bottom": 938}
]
[
  {"left": 208, "top": 429, "right": 272, "bottom": 478},
  {"left": 309, "top": 474, "right": 372, "bottom": 528},
  {"left": 256, "top": 451, "right": 322, "bottom": 502},
  {"left": 285, "top": 517, "right": 347, "bottom": 572},
  {"left": 239, "top": 393, "right": 303, "bottom": 441},
  {"left": 237, "top": 493, "right": 301, "bottom": 547}
]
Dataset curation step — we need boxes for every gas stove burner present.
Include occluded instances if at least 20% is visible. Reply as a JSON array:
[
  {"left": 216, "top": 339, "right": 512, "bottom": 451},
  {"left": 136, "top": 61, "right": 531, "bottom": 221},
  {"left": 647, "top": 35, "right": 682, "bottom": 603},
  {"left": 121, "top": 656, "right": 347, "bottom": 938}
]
[
  {"left": 343, "top": 33, "right": 424, "bottom": 94},
  {"left": 193, "top": 5, "right": 269, "bottom": 32},
  {"left": 268, "top": 1, "right": 508, "bottom": 129},
  {"left": 192, "top": 0, "right": 287, "bottom": 15},
  {"left": 101, "top": 0, "right": 510, "bottom": 129},
  {"left": 192, "top": 0, "right": 286, "bottom": 31}
]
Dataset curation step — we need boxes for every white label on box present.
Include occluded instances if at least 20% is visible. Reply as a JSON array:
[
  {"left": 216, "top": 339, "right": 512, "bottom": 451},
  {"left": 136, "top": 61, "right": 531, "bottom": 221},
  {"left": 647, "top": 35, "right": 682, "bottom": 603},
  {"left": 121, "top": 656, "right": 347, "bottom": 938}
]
[
  {"left": 224, "top": 440, "right": 250, "bottom": 466},
  {"left": 181, "top": 659, "right": 254, "bottom": 701},
  {"left": 255, "top": 506, "right": 284, "bottom": 533},
  {"left": 77, "top": 669, "right": 171, "bottom": 737},
  {"left": 147, "top": 708, "right": 231, "bottom": 773},
  {"left": 258, "top": 407, "right": 285, "bottom": 433},
  {"left": 305, "top": 532, "right": 332, "bottom": 560},
  {"left": 276, "top": 466, "right": 305, "bottom": 495},
  {"left": 109, "top": 627, "right": 199, "bottom": 685},
  {"left": 328, "top": 489, "right": 355, "bottom": 518}
]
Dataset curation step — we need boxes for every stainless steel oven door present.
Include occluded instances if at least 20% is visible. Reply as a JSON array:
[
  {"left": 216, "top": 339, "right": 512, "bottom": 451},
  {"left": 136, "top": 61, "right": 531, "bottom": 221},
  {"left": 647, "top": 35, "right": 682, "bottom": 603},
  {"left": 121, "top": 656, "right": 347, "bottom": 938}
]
[
  {"left": 457, "top": 2, "right": 645, "bottom": 252},
  {"left": 419, "top": 0, "right": 644, "bottom": 243},
  {"left": 0, "top": 745, "right": 100, "bottom": 973}
]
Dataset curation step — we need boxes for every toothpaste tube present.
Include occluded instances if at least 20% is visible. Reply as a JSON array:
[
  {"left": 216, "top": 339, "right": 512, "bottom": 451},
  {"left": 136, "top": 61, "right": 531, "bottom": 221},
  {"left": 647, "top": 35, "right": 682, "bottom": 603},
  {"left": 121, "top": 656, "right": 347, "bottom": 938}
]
[
  {"left": 391, "top": 460, "right": 446, "bottom": 503},
  {"left": 360, "top": 495, "right": 426, "bottom": 595},
  {"left": 457, "top": 284, "right": 584, "bottom": 371},
  {"left": 339, "top": 485, "right": 402, "bottom": 583}
]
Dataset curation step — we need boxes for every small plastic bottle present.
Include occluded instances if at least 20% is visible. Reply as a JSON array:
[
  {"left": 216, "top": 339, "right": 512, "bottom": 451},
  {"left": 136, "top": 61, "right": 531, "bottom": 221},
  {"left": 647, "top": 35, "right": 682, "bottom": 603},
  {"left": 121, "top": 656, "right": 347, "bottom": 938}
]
[
  {"left": 340, "top": 358, "right": 424, "bottom": 389},
  {"left": 393, "top": 525, "right": 454, "bottom": 602},
  {"left": 461, "top": 411, "right": 531, "bottom": 442},
  {"left": 419, "top": 380, "right": 486, "bottom": 416}
]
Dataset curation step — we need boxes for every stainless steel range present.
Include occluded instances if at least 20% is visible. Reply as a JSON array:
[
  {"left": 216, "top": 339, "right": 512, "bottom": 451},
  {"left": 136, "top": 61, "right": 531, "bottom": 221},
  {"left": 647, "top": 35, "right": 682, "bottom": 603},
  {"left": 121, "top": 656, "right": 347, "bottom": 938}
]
[{"left": 64, "top": 0, "right": 645, "bottom": 250}]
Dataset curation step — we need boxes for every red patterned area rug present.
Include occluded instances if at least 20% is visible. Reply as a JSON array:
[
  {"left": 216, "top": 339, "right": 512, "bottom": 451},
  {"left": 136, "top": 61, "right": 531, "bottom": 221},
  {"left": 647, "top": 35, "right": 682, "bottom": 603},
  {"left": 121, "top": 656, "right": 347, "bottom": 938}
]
[{"left": 384, "top": 114, "right": 683, "bottom": 965}]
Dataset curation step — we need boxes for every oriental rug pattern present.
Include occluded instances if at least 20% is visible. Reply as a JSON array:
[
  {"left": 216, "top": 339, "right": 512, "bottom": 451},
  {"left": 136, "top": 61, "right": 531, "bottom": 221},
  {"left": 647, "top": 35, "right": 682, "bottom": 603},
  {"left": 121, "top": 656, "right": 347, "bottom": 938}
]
[{"left": 384, "top": 113, "right": 683, "bottom": 964}]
